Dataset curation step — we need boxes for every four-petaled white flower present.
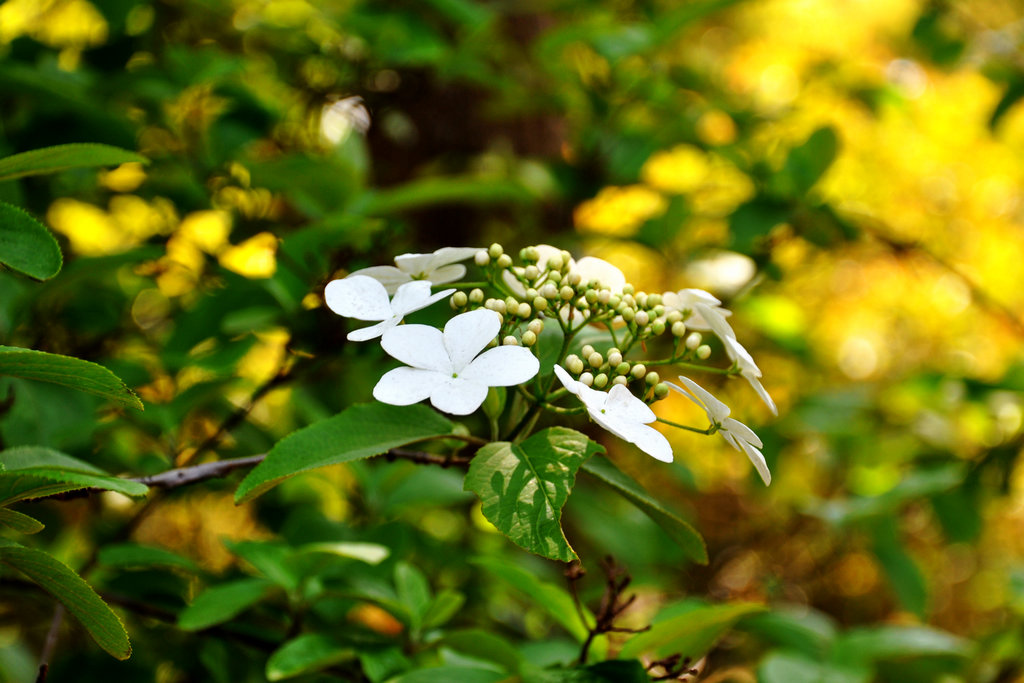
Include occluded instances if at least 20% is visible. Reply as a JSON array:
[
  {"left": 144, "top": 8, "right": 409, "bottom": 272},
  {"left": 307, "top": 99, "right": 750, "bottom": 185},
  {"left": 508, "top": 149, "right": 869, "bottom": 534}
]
[
  {"left": 350, "top": 247, "right": 481, "bottom": 294},
  {"left": 663, "top": 288, "right": 776, "bottom": 415},
  {"left": 553, "top": 365, "right": 672, "bottom": 463},
  {"left": 668, "top": 376, "right": 771, "bottom": 485},
  {"left": 325, "top": 275, "right": 454, "bottom": 342},
  {"left": 373, "top": 308, "right": 540, "bottom": 415}
]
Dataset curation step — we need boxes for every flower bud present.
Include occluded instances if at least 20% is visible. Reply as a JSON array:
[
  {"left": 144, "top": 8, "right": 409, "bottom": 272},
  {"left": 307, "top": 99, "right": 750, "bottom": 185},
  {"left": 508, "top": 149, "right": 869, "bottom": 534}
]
[
  {"left": 615, "top": 362, "right": 631, "bottom": 375},
  {"left": 488, "top": 243, "right": 504, "bottom": 259},
  {"left": 533, "top": 296, "right": 548, "bottom": 311},
  {"left": 528, "top": 319, "right": 544, "bottom": 335},
  {"left": 630, "top": 364, "right": 647, "bottom": 379},
  {"left": 597, "top": 289, "right": 611, "bottom": 304},
  {"left": 521, "top": 330, "right": 537, "bottom": 346},
  {"left": 469, "top": 288, "right": 484, "bottom": 304},
  {"left": 645, "top": 371, "right": 660, "bottom": 386},
  {"left": 621, "top": 284, "right": 635, "bottom": 295},
  {"left": 651, "top": 320, "right": 666, "bottom": 335},
  {"left": 621, "top": 307, "right": 635, "bottom": 322},
  {"left": 608, "top": 295, "right": 621, "bottom": 308},
  {"left": 585, "top": 289, "right": 598, "bottom": 304},
  {"left": 653, "top": 305, "right": 665, "bottom": 317},
  {"left": 593, "top": 373, "right": 608, "bottom": 388},
  {"left": 696, "top": 344, "right": 711, "bottom": 359},
  {"left": 525, "top": 265, "right": 539, "bottom": 280},
  {"left": 474, "top": 250, "right": 490, "bottom": 266},
  {"left": 567, "top": 272, "right": 582, "bottom": 286},
  {"left": 588, "top": 351, "right": 603, "bottom": 368},
  {"left": 636, "top": 292, "right": 648, "bottom": 308},
  {"left": 496, "top": 254, "right": 512, "bottom": 268},
  {"left": 613, "top": 375, "right": 628, "bottom": 386},
  {"left": 607, "top": 350, "right": 622, "bottom": 366},
  {"left": 580, "top": 372, "right": 594, "bottom": 386},
  {"left": 522, "top": 246, "right": 539, "bottom": 262},
  {"left": 667, "top": 311, "right": 683, "bottom": 324},
  {"left": 559, "top": 285, "right": 574, "bottom": 301},
  {"left": 560, "top": 250, "right": 572, "bottom": 268},
  {"left": 634, "top": 310, "right": 650, "bottom": 326},
  {"left": 502, "top": 335, "right": 518, "bottom": 346},
  {"left": 581, "top": 345, "right": 595, "bottom": 358},
  {"left": 686, "top": 332, "right": 702, "bottom": 350},
  {"left": 494, "top": 300, "right": 507, "bottom": 315},
  {"left": 540, "top": 283, "right": 558, "bottom": 299},
  {"left": 672, "top": 321, "right": 687, "bottom": 337},
  {"left": 547, "top": 270, "right": 562, "bottom": 283},
  {"left": 653, "top": 382, "right": 670, "bottom": 399},
  {"left": 517, "top": 302, "right": 532, "bottom": 318},
  {"left": 647, "top": 293, "right": 662, "bottom": 307},
  {"left": 566, "top": 354, "right": 585, "bottom": 375},
  {"left": 451, "top": 291, "right": 468, "bottom": 307}
]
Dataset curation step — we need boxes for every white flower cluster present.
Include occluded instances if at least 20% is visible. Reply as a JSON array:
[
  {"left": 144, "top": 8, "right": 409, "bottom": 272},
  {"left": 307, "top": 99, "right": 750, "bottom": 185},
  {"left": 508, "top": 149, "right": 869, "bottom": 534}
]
[{"left": 325, "top": 244, "right": 776, "bottom": 484}]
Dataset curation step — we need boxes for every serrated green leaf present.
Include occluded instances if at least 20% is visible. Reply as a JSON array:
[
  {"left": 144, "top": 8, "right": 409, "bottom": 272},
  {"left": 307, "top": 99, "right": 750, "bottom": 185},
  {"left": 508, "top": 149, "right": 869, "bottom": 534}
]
[
  {"left": 581, "top": 457, "right": 707, "bottom": 564},
  {"left": 266, "top": 634, "right": 354, "bottom": 681},
  {"left": 464, "top": 427, "right": 601, "bottom": 561},
  {"left": 0, "top": 202, "right": 62, "bottom": 280},
  {"left": 97, "top": 543, "right": 199, "bottom": 572},
  {"left": 0, "top": 446, "right": 148, "bottom": 500},
  {"left": 471, "top": 556, "right": 592, "bottom": 643},
  {"left": 619, "top": 601, "right": 765, "bottom": 660},
  {"left": 0, "top": 507, "right": 44, "bottom": 533},
  {"left": 0, "top": 475, "right": 84, "bottom": 505},
  {"left": 236, "top": 403, "right": 453, "bottom": 503},
  {"left": 0, "top": 346, "right": 143, "bottom": 410},
  {"left": 0, "top": 143, "right": 148, "bottom": 182},
  {"left": 178, "top": 578, "right": 275, "bottom": 631},
  {"left": 0, "top": 540, "right": 131, "bottom": 659}
]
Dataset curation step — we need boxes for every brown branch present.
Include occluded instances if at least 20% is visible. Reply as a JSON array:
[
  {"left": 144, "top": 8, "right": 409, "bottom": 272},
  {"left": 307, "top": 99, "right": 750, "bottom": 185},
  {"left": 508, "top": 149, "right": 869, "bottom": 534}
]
[
  {"left": 385, "top": 448, "right": 472, "bottom": 468},
  {"left": 130, "top": 455, "right": 267, "bottom": 489},
  {"left": 35, "top": 604, "right": 63, "bottom": 683}
]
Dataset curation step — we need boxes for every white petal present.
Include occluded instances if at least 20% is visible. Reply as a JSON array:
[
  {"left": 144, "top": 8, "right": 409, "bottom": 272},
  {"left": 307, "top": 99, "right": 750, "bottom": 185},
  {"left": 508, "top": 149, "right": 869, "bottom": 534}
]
[
  {"left": 346, "top": 266, "right": 412, "bottom": 295},
  {"left": 380, "top": 325, "right": 452, "bottom": 373},
  {"left": 678, "top": 288, "right": 722, "bottom": 306},
  {"left": 460, "top": 346, "right": 540, "bottom": 386},
  {"left": 533, "top": 244, "right": 568, "bottom": 271},
  {"left": 553, "top": 365, "right": 582, "bottom": 397},
  {"left": 347, "top": 318, "right": 396, "bottom": 341},
  {"left": 669, "top": 376, "right": 730, "bottom": 422},
  {"left": 428, "top": 246, "right": 480, "bottom": 266},
  {"left": 373, "top": 367, "right": 440, "bottom": 405},
  {"left": 443, "top": 308, "right": 500, "bottom": 372},
  {"left": 431, "top": 378, "right": 488, "bottom": 415},
  {"left": 574, "top": 257, "right": 625, "bottom": 292},
  {"left": 722, "top": 335, "right": 760, "bottom": 375},
  {"left": 426, "top": 264, "right": 467, "bottom": 285},
  {"left": 625, "top": 423, "right": 674, "bottom": 463},
  {"left": 738, "top": 439, "right": 771, "bottom": 486},
  {"left": 502, "top": 270, "right": 527, "bottom": 297},
  {"left": 393, "top": 252, "right": 436, "bottom": 276},
  {"left": 390, "top": 281, "right": 454, "bottom": 317},
  {"left": 722, "top": 417, "right": 763, "bottom": 449},
  {"left": 696, "top": 302, "right": 736, "bottom": 341},
  {"left": 325, "top": 276, "right": 392, "bottom": 320},
  {"left": 743, "top": 373, "right": 778, "bottom": 415},
  {"left": 604, "top": 384, "right": 656, "bottom": 424}
]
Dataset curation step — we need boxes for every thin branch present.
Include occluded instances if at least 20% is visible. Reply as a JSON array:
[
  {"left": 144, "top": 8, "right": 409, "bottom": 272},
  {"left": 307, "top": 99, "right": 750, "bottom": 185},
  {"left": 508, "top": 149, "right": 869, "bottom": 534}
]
[
  {"left": 385, "top": 448, "right": 471, "bottom": 468},
  {"left": 35, "top": 604, "right": 63, "bottom": 683},
  {"left": 130, "top": 455, "right": 267, "bottom": 489}
]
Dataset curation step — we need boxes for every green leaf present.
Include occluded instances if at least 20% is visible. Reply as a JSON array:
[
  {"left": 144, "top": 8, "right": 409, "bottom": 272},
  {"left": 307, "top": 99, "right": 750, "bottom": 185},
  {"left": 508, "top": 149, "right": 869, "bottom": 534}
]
[
  {"left": 178, "top": 578, "right": 275, "bottom": 631},
  {"left": 471, "top": 556, "right": 591, "bottom": 643},
  {"left": 0, "top": 202, "right": 62, "bottom": 280},
  {"left": 357, "top": 177, "right": 534, "bottom": 215},
  {"left": 296, "top": 541, "right": 390, "bottom": 565},
  {"left": 97, "top": 543, "right": 199, "bottom": 572},
  {"left": 831, "top": 625, "right": 972, "bottom": 664},
  {"left": 439, "top": 629, "right": 521, "bottom": 674},
  {"left": 739, "top": 606, "right": 837, "bottom": 658},
  {"left": 0, "top": 540, "right": 131, "bottom": 659},
  {"left": 395, "top": 562, "right": 432, "bottom": 631},
  {"left": 0, "top": 446, "right": 148, "bottom": 501},
  {"left": 266, "top": 634, "right": 354, "bottom": 681},
  {"left": 870, "top": 516, "right": 927, "bottom": 617},
  {"left": 778, "top": 126, "right": 839, "bottom": 197},
  {"left": 759, "top": 652, "right": 870, "bottom": 683},
  {"left": 385, "top": 666, "right": 508, "bottom": 683},
  {"left": 0, "top": 346, "right": 143, "bottom": 410},
  {"left": 0, "top": 507, "right": 44, "bottom": 534},
  {"left": 581, "top": 457, "right": 707, "bottom": 564},
  {"left": 523, "top": 660, "right": 651, "bottom": 683},
  {"left": 0, "top": 144, "right": 148, "bottom": 182},
  {"left": 422, "top": 589, "right": 465, "bottom": 631},
  {"left": 619, "top": 601, "right": 766, "bottom": 661},
  {"left": 728, "top": 199, "right": 792, "bottom": 254},
  {"left": 464, "top": 427, "right": 601, "bottom": 561},
  {"left": 235, "top": 403, "right": 453, "bottom": 503}
]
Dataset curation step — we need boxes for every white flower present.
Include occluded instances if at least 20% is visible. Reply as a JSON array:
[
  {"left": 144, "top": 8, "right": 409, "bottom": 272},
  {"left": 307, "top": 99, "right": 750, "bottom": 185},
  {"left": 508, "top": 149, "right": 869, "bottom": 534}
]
[
  {"left": 662, "top": 288, "right": 733, "bottom": 333},
  {"left": 320, "top": 96, "right": 371, "bottom": 145},
  {"left": 668, "top": 376, "right": 771, "bottom": 485},
  {"left": 553, "top": 365, "right": 672, "bottom": 463},
  {"left": 325, "top": 275, "right": 453, "bottom": 342},
  {"left": 506, "top": 245, "right": 626, "bottom": 297},
  {"left": 350, "top": 247, "right": 481, "bottom": 294},
  {"left": 664, "top": 288, "right": 777, "bottom": 415},
  {"left": 373, "top": 308, "right": 539, "bottom": 415}
]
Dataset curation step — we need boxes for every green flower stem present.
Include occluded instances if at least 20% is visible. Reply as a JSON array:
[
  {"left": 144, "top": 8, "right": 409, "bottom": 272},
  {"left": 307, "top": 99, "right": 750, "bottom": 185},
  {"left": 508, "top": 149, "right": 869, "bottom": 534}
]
[
  {"left": 656, "top": 417, "right": 718, "bottom": 435},
  {"left": 447, "top": 281, "right": 489, "bottom": 289},
  {"left": 507, "top": 319, "right": 577, "bottom": 442}
]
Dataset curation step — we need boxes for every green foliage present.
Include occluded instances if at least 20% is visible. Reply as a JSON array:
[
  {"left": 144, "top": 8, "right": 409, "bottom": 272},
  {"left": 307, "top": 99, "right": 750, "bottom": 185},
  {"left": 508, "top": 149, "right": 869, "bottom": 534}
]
[
  {"left": 0, "top": 539, "right": 131, "bottom": 660},
  {"left": 0, "top": 202, "right": 62, "bottom": 280},
  {"left": 0, "top": 144, "right": 147, "bottom": 183},
  {"left": 0, "top": 446, "right": 148, "bottom": 501},
  {"left": 618, "top": 600, "right": 766, "bottom": 661},
  {"left": 465, "top": 427, "right": 602, "bottom": 561},
  {"left": 0, "top": 347, "right": 143, "bottom": 410}
]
